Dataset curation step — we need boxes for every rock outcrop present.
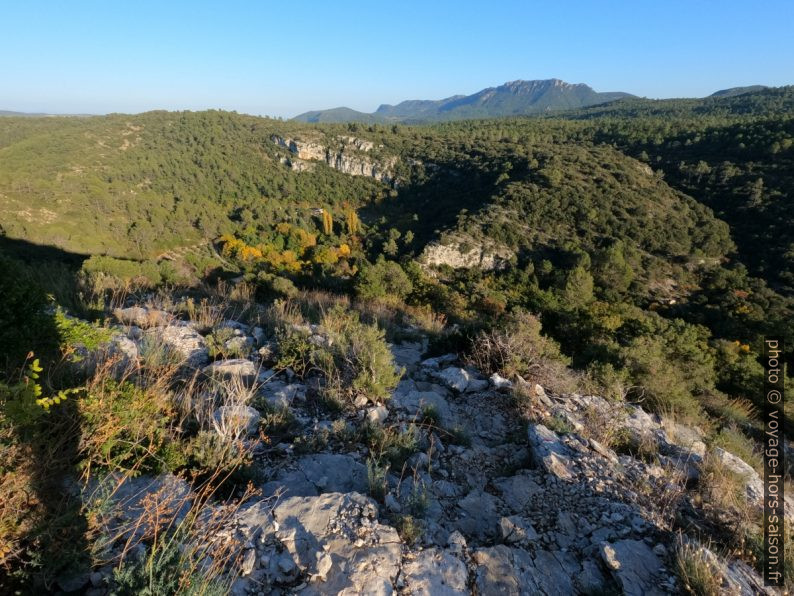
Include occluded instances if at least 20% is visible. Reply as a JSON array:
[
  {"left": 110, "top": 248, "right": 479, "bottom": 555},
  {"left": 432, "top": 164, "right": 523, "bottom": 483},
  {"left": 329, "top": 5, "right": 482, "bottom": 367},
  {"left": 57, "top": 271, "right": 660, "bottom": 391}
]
[
  {"left": 420, "top": 235, "right": 514, "bottom": 271},
  {"left": 272, "top": 135, "right": 397, "bottom": 184},
  {"left": 70, "top": 300, "right": 781, "bottom": 595}
]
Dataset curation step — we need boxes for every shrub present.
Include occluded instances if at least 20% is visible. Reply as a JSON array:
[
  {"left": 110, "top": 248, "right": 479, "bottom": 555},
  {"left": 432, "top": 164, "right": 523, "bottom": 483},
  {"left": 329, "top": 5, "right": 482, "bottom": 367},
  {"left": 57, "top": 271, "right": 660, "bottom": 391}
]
[
  {"left": 81, "top": 255, "right": 163, "bottom": 288},
  {"left": 54, "top": 308, "right": 114, "bottom": 360},
  {"left": 466, "top": 309, "right": 573, "bottom": 391},
  {"left": 270, "top": 276, "right": 299, "bottom": 299},
  {"left": 366, "top": 458, "right": 389, "bottom": 502},
  {"left": 274, "top": 326, "right": 315, "bottom": 377},
  {"left": 393, "top": 515, "right": 422, "bottom": 545},
  {"left": 112, "top": 541, "right": 227, "bottom": 596},
  {"left": 698, "top": 451, "right": 748, "bottom": 513},
  {"left": 319, "top": 306, "right": 402, "bottom": 403},
  {"left": 0, "top": 254, "right": 59, "bottom": 372},
  {"left": 78, "top": 377, "right": 183, "bottom": 475},
  {"left": 206, "top": 327, "right": 248, "bottom": 360},
  {"left": 363, "top": 423, "right": 419, "bottom": 471},
  {"left": 355, "top": 258, "right": 413, "bottom": 302}
]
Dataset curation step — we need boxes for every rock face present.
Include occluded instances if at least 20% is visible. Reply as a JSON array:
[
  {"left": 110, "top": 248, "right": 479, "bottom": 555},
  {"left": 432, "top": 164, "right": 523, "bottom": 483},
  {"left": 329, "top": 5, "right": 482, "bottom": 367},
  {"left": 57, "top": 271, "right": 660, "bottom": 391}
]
[
  {"left": 421, "top": 237, "right": 513, "bottom": 271},
  {"left": 273, "top": 492, "right": 401, "bottom": 594},
  {"left": 263, "top": 453, "right": 369, "bottom": 498},
  {"left": 600, "top": 539, "right": 664, "bottom": 596},
  {"left": 272, "top": 135, "right": 397, "bottom": 184}
]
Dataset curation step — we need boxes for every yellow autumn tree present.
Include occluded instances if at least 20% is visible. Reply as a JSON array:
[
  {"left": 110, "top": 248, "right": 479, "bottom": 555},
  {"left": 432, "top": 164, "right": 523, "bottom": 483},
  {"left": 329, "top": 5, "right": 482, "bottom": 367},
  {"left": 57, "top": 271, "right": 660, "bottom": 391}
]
[
  {"left": 345, "top": 209, "right": 360, "bottom": 235},
  {"left": 322, "top": 209, "right": 333, "bottom": 235}
]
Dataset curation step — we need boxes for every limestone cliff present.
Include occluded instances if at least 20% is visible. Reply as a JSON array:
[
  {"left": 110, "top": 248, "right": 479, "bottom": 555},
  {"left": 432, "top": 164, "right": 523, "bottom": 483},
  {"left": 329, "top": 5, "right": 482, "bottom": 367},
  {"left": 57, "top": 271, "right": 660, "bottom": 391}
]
[
  {"left": 272, "top": 135, "right": 397, "bottom": 184},
  {"left": 420, "top": 235, "right": 514, "bottom": 270}
]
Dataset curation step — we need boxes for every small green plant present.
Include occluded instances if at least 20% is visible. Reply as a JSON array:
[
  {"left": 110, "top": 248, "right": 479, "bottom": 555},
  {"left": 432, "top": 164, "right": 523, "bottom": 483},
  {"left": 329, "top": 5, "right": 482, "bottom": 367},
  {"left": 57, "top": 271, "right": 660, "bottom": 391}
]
[
  {"left": 367, "top": 458, "right": 389, "bottom": 502},
  {"left": 444, "top": 425, "right": 472, "bottom": 447},
  {"left": 258, "top": 405, "right": 298, "bottom": 442},
  {"left": 139, "top": 335, "right": 182, "bottom": 370},
  {"left": 544, "top": 414, "right": 574, "bottom": 435},
  {"left": 419, "top": 404, "right": 441, "bottom": 428},
  {"left": 78, "top": 378, "right": 183, "bottom": 475},
  {"left": 319, "top": 306, "right": 402, "bottom": 404},
  {"left": 111, "top": 526, "right": 229, "bottom": 596},
  {"left": 55, "top": 308, "right": 114, "bottom": 355},
  {"left": 0, "top": 357, "right": 78, "bottom": 429},
  {"left": 393, "top": 515, "right": 422, "bottom": 545},
  {"left": 407, "top": 481, "right": 429, "bottom": 518},
  {"left": 698, "top": 450, "right": 748, "bottom": 512},
  {"left": 206, "top": 327, "right": 247, "bottom": 360},
  {"left": 184, "top": 430, "right": 253, "bottom": 478},
  {"left": 611, "top": 430, "right": 659, "bottom": 463},
  {"left": 274, "top": 327, "right": 315, "bottom": 377},
  {"left": 363, "top": 424, "right": 419, "bottom": 471}
]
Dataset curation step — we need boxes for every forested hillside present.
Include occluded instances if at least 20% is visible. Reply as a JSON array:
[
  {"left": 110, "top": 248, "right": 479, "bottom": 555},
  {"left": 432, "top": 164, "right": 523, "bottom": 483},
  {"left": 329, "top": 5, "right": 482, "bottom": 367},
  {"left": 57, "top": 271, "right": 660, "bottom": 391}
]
[{"left": 1, "top": 87, "right": 793, "bottom": 593}]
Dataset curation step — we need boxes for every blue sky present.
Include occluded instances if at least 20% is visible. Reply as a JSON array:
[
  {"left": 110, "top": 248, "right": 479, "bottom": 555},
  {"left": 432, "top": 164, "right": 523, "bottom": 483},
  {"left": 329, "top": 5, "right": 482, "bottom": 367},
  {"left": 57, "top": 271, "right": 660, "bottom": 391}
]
[{"left": 2, "top": 0, "right": 792, "bottom": 117}]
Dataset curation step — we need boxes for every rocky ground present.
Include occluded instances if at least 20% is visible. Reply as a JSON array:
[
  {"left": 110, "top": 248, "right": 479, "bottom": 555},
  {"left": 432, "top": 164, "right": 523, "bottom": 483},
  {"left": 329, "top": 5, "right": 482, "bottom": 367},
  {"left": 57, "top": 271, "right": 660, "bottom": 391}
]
[{"left": 69, "top": 303, "right": 784, "bottom": 595}]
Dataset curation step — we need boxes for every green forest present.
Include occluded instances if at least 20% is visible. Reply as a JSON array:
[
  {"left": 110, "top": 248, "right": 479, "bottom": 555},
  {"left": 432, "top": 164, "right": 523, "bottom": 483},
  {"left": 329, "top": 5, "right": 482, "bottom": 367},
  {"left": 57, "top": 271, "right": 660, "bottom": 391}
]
[{"left": 1, "top": 87, "right": 792, "bottom": 421}]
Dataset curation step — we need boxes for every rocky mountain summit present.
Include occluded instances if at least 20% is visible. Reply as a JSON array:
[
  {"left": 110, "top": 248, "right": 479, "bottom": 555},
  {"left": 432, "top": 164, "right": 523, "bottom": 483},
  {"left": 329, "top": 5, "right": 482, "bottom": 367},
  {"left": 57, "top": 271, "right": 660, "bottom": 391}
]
[
  {"left": 57, "top": 298, "right": 782, "bottom": 595},
  {"left": 293, "top": 79, "right": 634, "bottom": 123}
]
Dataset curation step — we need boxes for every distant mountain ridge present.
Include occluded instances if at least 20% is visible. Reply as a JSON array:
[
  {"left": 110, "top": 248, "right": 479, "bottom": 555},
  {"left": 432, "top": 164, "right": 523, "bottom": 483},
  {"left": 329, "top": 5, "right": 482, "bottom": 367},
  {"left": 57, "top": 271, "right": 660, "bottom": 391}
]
[
  {"left": 293, "top": 79, "right": 635, "bottom": 123},
  {"left": 709, "top": 85, "right": 768, "bottom": 98}
]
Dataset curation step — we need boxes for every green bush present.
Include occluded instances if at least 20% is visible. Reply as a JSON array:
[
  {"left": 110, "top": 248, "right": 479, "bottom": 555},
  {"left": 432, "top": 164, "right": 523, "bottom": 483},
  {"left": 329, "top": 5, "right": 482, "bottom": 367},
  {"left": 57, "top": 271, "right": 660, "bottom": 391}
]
[
  {"left": 54, "top": 308, "right": 114, "bottom": 357},
  {"left": 78, "top": 379, "right": 183, "bottom": 474},
  {"left": 355, "top": 258, "right": 413, "bottom": 302},
  {"left": 81, "top": 255, "right": 163, "bottom": 288},
  {"left": 466, "top": 309, "right": 573, "bottom": 391},
  {"left": 111, "top": 539, "right": 226, "bottom": 596},
  {"left": 0, "top": 254, "right": 59, "bottom": 372},
  {"left": 319, "top": 306, "right": 402, "bottom": 403}
]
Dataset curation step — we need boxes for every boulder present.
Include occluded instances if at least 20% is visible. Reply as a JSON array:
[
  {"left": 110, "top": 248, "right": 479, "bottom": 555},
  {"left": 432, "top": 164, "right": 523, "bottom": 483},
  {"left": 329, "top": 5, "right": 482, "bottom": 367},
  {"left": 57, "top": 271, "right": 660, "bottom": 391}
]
[
  {"left": 472, "top": 545, "right": 539, "bottom": 594},
  {"left": 454, "top": 489, "right": 500, "bottom": 540},
  {"left": 84, "top": 473, "right": 192, "bottom": 547},
  {"left": 436, "top": 367, "right": 470, "bottom": 392},
  {"left": 159, "top": 324, "right": 209, "bottom": 366},
  {"left": 420, "top": 354, "right": 457, "bottom": 370},
  {"left": 390, "top": 390, "right": 453, "bottom": 424},
  {"left": 273, "top": 492, "right": 401, "bottom": 595},
  {"left": 390, "top": 342, "right": 425, "bottom": 369},
  {"left": 494, "top": 474, "right": 543, "bottom": 513},
  {"left": 499, "top": 515, "right": 539, "bottom": 544},
  {"left": 260, "top": 380, "right": 306, "bottom": 408},
  {"left": 600, "top": 539, "right": 664, "bottom": 596},
  {"left": 489, "top": 373, "right": 513, "bottom": 391},
  {"left": 464, "top": 378, "right": 490, "bottom": 393},
  {"left": 225, "top": 335, "right": 255, "bottom": 355},
  {"left": 366, "top": 405, "right": 389, "bottom": 425},
  {"left": 527, "top": 424, "right": 575, "bottom": 480},
  {"left": 263, "top": 453, "right": 368, "bottom": 498},
  {"left": 114, "top": 306, "right": 171, "bottom": 328},
  {"left": 203, "top": 358, "right": 258, "bottom": 386}
]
